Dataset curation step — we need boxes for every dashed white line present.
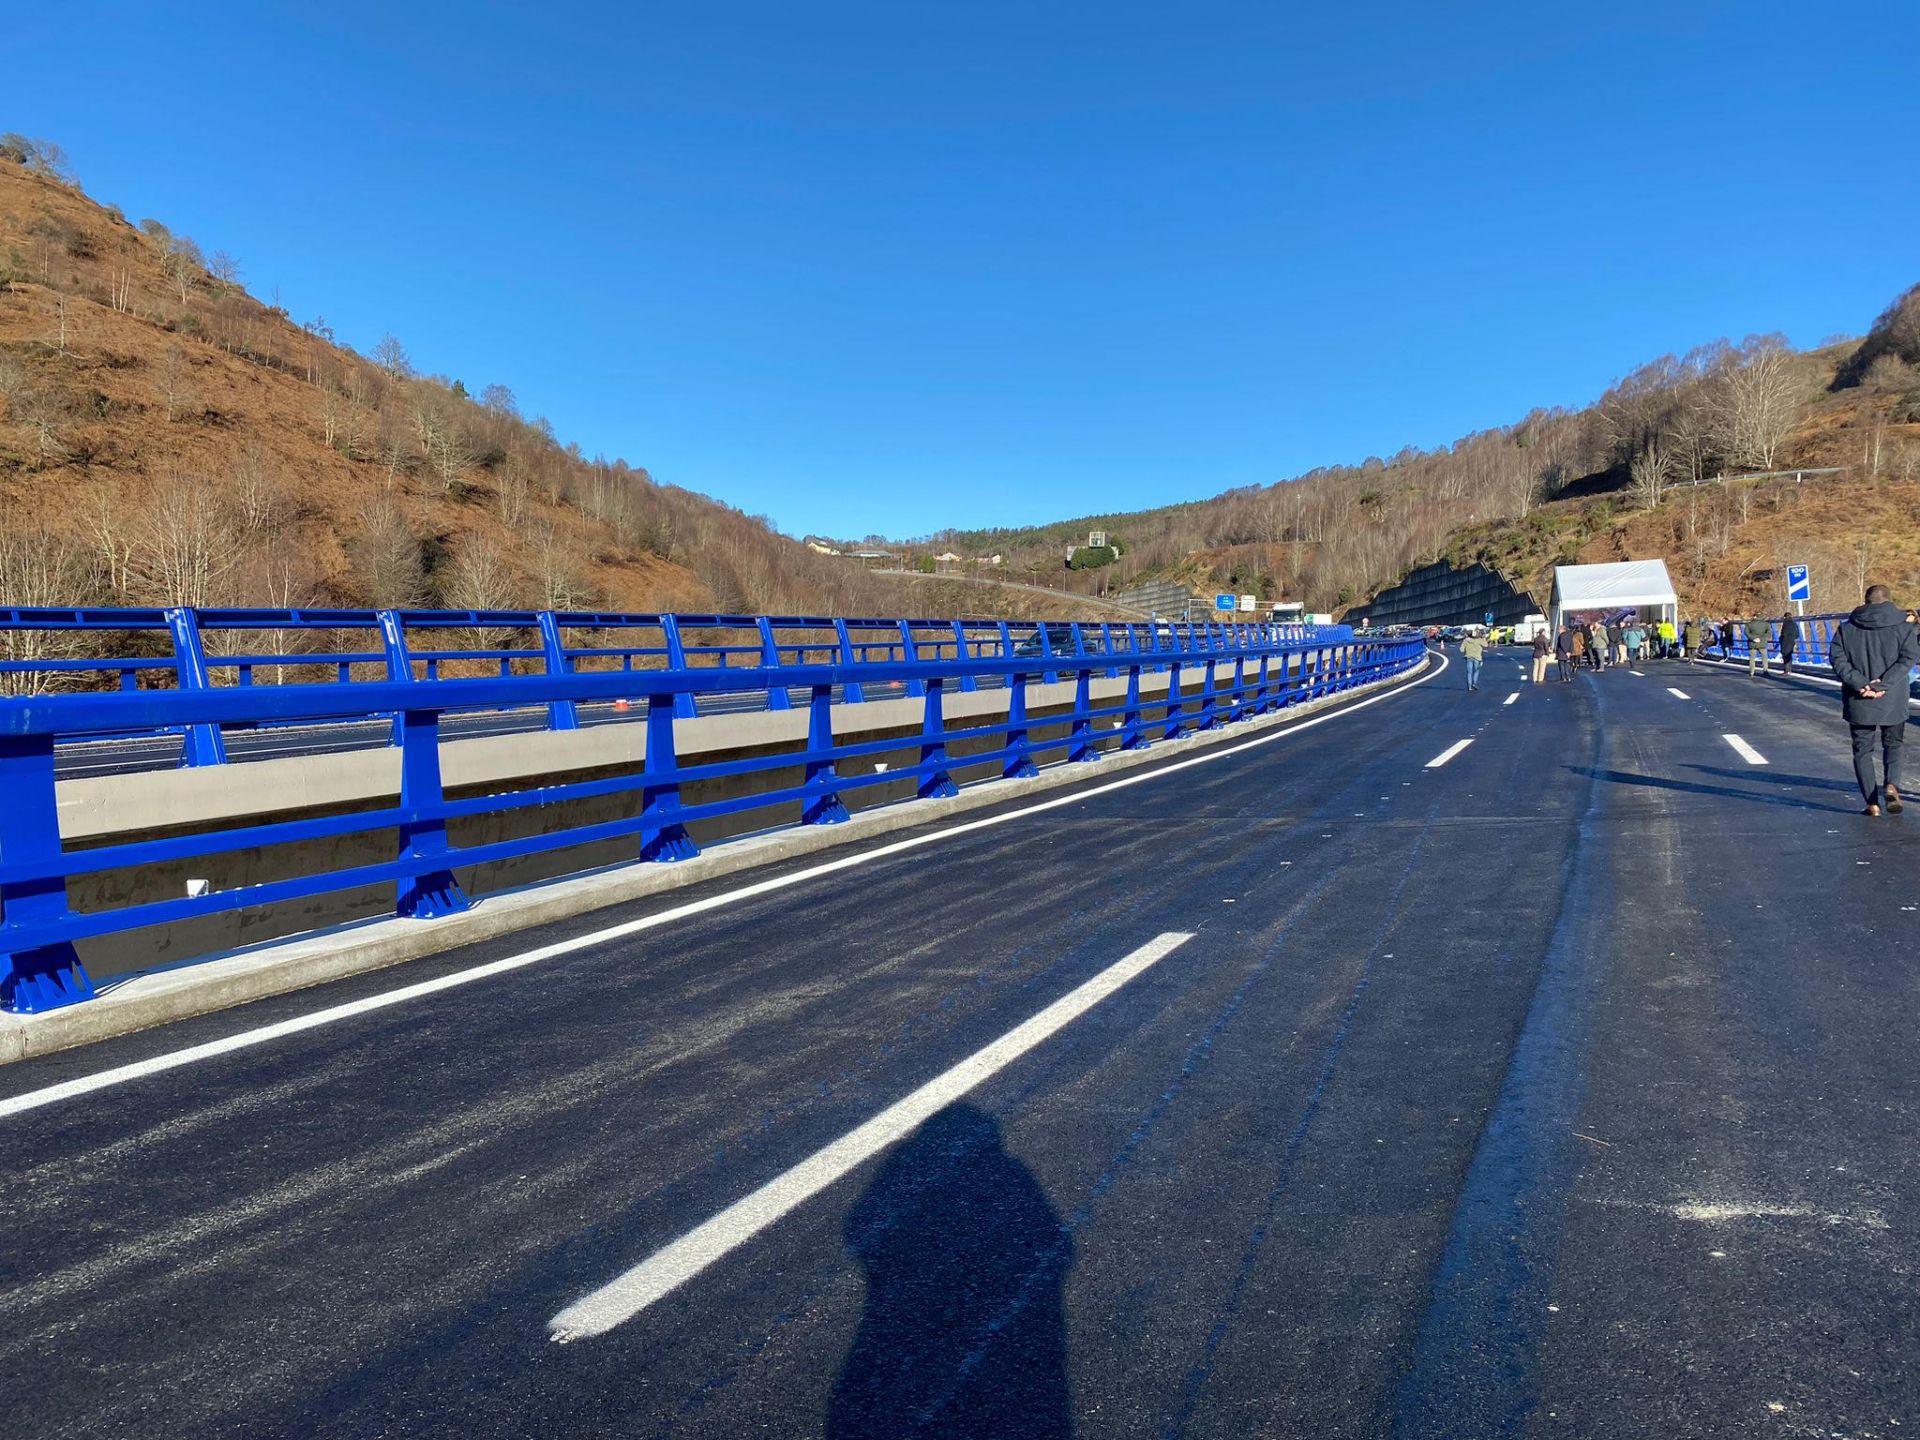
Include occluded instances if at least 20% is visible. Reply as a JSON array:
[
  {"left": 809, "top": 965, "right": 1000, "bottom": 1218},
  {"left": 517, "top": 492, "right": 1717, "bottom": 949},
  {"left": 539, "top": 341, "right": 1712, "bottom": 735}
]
[
  {"left": 1629, "top": 670, "right": 1647, "bottom": 677},
  {"left": 1426, "top": 738, "right": 1474, "bottom": 768},
  {"left": 1503, "top": 693, "right": 1519, "bottom": 706},
  {"left": 547, "top": 930, "right": 1195, "bottom": 1341},
  {"left": 1723, "top": 734, "right": 1768, "bottom": 765},
  {"left": 1667, "top": 688, "right": 1691, "bottom": 700}
]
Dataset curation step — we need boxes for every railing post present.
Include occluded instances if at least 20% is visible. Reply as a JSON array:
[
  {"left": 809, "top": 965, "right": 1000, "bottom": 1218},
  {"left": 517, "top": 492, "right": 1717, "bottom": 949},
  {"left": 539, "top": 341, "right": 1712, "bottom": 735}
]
[
  {"left": 1100, "top": 623, "right": 1120, "bottom": 679},
  {"left": 639, "top": 693, "right": 699, "bottom": 861},
  {"left": 917, "top": 678, "right": 959, "bottom": 799},
  {"left": 376, "top": 609, "right": 413, "bottom": 748},
  {"left": 1164, "top": 645, "right": 1186, "bottom": 742},
  {"left": 0, "top": 734, "right": 94, "bottom": 1013},
  {"left": 833, "top": 618, "right": 866, "bottom": 703},
  {"left": 1004, "top": 667, "right": 1039, "bottom": 778},
  {"left": 951, "top": 621, "right": 978, "bottom": 693},
  {"left": 756, "top": 618, "right": 794, "bottom": 711},
  {"left": 165, "top": 606, "right": 227, "bottom": 767},
  {"left": 1038, "top": 623, "right": 1060, "bottom": 686},
  {"left": 660, "top": 615, "right": 698, "bottom": 719},
  {"left": 801, "top": 682, "right": 850, "bottom": 823},
  {"left": 897, "top": 621, "right": 927, "bottom": 697},
  {"left": 393, "top": 708, "right": 469, "bottom": 920},
  {"left": 1121, "top": 657, "right": 1148, "bottom": 751},
  {"left": 536, "top": 611, "right": 581, "bottom": 731}
]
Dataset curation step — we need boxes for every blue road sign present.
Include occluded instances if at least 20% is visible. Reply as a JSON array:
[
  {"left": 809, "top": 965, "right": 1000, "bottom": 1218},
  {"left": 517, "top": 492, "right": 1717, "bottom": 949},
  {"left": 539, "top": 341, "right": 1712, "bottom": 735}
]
[
  {"left": 1484, "top": 612, "right": 1494, "bottom": 626},
  {"left": 1215, "top": 593, "right": 1236, "bottom": 611},
  {"left": 1786, "top": 565, "right": 1810, "bottom": 602}
]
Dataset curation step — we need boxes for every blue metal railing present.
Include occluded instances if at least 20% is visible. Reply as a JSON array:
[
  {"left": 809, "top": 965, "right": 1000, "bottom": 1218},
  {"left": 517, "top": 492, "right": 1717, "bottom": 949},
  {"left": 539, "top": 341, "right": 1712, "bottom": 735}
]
[
  {"left": 1698, "top": 614, "right": 1844, "bottom": 666},
  {"left": 0, "top": 607, "right": 1351, "bottom": 764},
  {"left": 0, "top": 616, "right": 1422, "bottom": 1014}
]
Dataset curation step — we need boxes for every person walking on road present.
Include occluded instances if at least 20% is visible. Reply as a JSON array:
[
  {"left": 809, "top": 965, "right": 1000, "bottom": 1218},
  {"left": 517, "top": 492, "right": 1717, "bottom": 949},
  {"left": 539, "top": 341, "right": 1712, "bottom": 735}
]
[
  {"left": 1830, "top": 586, "right": 1920, "bottom": 816},
  {"left": 1532, "top": 626, "right": 1553, "bottom": 684},
  {"left": 1659, "top": 619, "right": 1677, "bottom": 659},
  {"left": 1461, "top": 630, "right": 1485, "bottom": 691},
  {"left": 1778, "top": 611, "right": 1801, "bottom": 678},
  {"left": 1683, "top": 617, "right": 1700, "bottom": 662},
  {"left": 1555, "top": 623, "right": 1575, "bottom": 683},
  {"left": 1624, "top": 622, "right": 1645, "bottom": 665},
  {"left": 1745, "top": 616, "right": 1770, "bottom": 678},
  {"left": 1608, "top": 622, "right": 1627, "bottom": 666}
]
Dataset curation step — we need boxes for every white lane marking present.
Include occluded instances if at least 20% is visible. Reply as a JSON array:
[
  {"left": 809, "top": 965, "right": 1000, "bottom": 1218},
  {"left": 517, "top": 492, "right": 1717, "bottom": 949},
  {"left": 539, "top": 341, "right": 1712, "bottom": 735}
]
[
  {"left": 0, "top": 655, "right": 1448, "bottom": 1119},
  {"left": 1629, "top": 670, "right": 1647, "bottom": 677},
  {"left": 1723, "top": 734, "right": 1768, "bottom": 765},
  {"left": 1502, "top": 693, "right": 1519, "bottom": 706},
  {"left": 1667, "top": 688, "right": 1691, "bottom": 700},
  {"left": 547, "top": 930, "right": 1195, "bottom": 1341},
  {"left": 1425, "top": 738, "right": 1473, "bottom": 769}
]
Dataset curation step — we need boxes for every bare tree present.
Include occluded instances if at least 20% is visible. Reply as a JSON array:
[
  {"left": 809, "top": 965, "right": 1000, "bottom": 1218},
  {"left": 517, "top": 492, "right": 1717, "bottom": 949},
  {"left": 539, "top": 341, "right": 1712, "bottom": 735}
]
[
  {"left": 232, "top": 443, "right": 288, "bottom": 532},
  {"left": 438, "top": 532, "right": 520, "bottom": 612},
  {"left": 0, "top": 525, "right": 93, "bottom": 693},
  {"left": 1708, "top": 336, "right": 1804, "bottom": 471},
  {"left": 131, "top": 473, "right": 240, "bottom": 607},
  {"left": 373, "top": 334, "right": 411, "bottom": 379},
  {"left": 155, "top": 344, "right": 195, "bottom": 422},
  {"left": 352, "top": 497, "right": 426, "bottom": 605},
  {"left": 209, "top": 251, "right": 242, "bottom": 296},
  {"left": 1630, "top": 439, "right": 1673, "bottom": 509},
  {"left": 160, "top": 235, "right": 204, "bottom": 306}
]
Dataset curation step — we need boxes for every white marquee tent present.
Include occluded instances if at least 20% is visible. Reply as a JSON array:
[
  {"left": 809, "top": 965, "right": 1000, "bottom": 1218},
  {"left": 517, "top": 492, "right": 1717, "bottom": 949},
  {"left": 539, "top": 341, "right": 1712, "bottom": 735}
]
[{"left": 1549, "top": 559, "right": 1679, "bottom": 630}]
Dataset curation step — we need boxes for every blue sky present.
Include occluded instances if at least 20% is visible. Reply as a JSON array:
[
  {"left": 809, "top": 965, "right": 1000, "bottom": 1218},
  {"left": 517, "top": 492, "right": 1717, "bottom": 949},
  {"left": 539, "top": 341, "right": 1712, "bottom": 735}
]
[{"left": 11, "top": 2, "right": 1917, "bottom": 538}]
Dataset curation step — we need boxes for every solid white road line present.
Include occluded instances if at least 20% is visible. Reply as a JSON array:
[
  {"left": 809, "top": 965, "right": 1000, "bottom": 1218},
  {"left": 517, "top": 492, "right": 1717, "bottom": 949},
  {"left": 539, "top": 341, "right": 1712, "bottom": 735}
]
[
  {"left": 1629, "top": 670, "right": 1647, "bottom": 677},
  {"left": 0, "top": 655, "right": 1450, "bottom": 1120},
  {"left": 546, "top": 930, "right": 1195, "bottom": 1341},
  {"left": 1667, "top": 688, "right": 1691, "bottom": 700},
  {"left": 1503, "top": 693, "right": 1519, "bottom": 706},
  {"left": 1425, "top": 738, "right": 1474, "bottom": 769},
  {"left": 1723, "top": 734, "right": 1768, "bottom": 765}
]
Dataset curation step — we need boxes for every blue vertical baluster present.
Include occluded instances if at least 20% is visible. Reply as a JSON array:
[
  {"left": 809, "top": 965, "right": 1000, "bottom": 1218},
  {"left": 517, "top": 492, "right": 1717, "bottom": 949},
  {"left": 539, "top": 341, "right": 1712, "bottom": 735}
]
[
  {"left": 1068, "top": 624, "right": 1096, "bottom": 762},
  {"left": 833, "top": 618, "right": 866, "bottom": 704},
  {"left": 917, "top": 676, "right": 959, "bottom": 798},
  {"left": 394, "top": 708, "right": 469, "bottom": 919},
  {"left": 639, "top": 693, "right": 699, "bottom": 861},
  {"left": 897, "top": 620, "right": 927, "bottom": 697},
  {"left": 1163, "top": 624, "right": 1186, "bottom": 740},
  {"left": 166, "top": 607, "right": 227, "bottom": 767},
  {"left": 1120, "top": 625, "right": 1148, "bottom": 751},
  {"left": 1004, "top": 655, "right": 1038, "bottom": 777},
  {"left": 951, "top": 621, "right": 978, "bottom": 693},
  {"left": 660, "top": 615, "right": 698, "bottom": 719},
  {"left": 1197, "top": 622, "right": 1220, "bottom": 730},
  {"left": 537, "top": 611, "right": 581, "bottom": 731},
  {"left": 376, "top": 609, "right": 413, "bottom": 747},
  {"left": 1037, "top": 622, "right": 1060, "bottom": 686},
  {"left": 757, "top": 617, "right": 794, "bottom": 711},
  {"left": 0, "top": 734, "right": 94, "bottom": 1013},
  {"left": 801, "top": 682, "right": 850, "bottom": 823}
]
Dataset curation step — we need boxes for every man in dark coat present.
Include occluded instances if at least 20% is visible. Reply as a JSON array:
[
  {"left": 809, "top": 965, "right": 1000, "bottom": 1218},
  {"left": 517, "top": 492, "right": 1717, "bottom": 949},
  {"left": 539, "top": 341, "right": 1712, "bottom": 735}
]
[
  {"left": 1830, "top": 586, "right": 1920, "bottom": 816},
  {"left": 1778, "top": 611, "right": 1801, "bottom": 678},
  {"left": 1554, "top": 623, "right": 1575, "bottom": 683}
]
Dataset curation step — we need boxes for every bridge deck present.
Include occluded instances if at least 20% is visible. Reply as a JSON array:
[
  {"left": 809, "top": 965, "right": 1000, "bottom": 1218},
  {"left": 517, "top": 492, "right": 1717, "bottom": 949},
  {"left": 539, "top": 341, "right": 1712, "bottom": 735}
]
[{"left": 2, "top": 651, "right": 1914, "bottom": 1437}]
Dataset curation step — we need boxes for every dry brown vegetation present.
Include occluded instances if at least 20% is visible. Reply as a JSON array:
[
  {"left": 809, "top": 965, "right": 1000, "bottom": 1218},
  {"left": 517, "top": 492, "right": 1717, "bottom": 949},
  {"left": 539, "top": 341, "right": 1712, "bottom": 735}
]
[
  {"left": 911, "top": 290, "right": 1920, "bottom": 618},
  {"left": 0, "top": 145, "right": 1083, "bottom": 626}
]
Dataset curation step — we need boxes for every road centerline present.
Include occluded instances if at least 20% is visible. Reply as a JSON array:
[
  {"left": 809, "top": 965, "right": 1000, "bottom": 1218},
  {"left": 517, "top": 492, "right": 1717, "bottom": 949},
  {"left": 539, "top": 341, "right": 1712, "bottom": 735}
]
[
  {"left": 1425, "top": 739, "right": 1474, "bottom": 769},
  {"left": 1503, "top": 693, "right": 1519, "bottom": 706},
  {"left": 1666, "top": 687, "right": 1691, "bottom": 700},
  {"left": 546, "top": 930, "right": 1195, "bottom": 1342},
  {"left": 1722, "top": 733, "right": 1768, "bottom": 765}
]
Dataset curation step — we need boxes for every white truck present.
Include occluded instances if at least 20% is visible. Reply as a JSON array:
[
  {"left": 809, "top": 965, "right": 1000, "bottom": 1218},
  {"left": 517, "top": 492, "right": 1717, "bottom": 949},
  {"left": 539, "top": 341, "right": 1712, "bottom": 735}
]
[{"left": 1509, "top": 613, "right": 1549, "bottom": 646}]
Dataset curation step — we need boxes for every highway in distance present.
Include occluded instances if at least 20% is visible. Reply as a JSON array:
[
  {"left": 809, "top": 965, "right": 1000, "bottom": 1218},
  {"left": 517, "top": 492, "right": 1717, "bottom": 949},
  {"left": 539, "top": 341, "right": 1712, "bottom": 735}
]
[{"left": 2, "top": 649, "right": 1915, "bottom": 1438}]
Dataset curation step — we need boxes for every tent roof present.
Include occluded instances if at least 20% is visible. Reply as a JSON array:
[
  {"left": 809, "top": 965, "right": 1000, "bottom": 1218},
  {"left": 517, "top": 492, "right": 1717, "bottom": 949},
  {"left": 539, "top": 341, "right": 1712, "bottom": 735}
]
[{"left": 1550, "top": 559, "right": 1678, "bottom": 611}]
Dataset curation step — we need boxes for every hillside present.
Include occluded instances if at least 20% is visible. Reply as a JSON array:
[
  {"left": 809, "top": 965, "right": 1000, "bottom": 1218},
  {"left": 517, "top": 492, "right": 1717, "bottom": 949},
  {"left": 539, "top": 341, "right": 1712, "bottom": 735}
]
[
  {"left": 895, "top": 289, "right": 1920, "bottom": 619},
  {"left": 0, "top": 143, "right": 1121, "bottom": 627}
]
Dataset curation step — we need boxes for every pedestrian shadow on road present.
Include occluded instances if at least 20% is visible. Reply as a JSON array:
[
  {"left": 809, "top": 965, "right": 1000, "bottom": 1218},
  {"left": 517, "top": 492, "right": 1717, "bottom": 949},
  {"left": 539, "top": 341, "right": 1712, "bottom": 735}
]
[
  {"left": 1684, "top": 763, "right": 1858, "bottom": 795},
  {"left": 827, "top": 1102, "right": 1074, "bottom": 1440},
  {"left": 1569, "top": 767, "right": 1858, "bottom": 813}
]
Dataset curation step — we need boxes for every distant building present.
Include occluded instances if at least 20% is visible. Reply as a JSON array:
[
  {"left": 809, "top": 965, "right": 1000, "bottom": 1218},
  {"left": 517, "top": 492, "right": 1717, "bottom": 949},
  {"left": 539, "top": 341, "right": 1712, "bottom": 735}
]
[
  {"left": 802, "top": 536, "right": 842, "bottom": 556},
  {"left": 933, "top": 551, "right": 964, "bottom": 574},
  {"left": 1088, "top": 529, "right": 1108, "bottom": 548}
]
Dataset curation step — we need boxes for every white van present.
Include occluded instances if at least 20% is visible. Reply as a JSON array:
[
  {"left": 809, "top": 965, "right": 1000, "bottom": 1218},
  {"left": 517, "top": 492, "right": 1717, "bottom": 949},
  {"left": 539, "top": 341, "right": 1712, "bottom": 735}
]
[{"left": 1509, "top": 613, "right": 1549, "bottom": 646}]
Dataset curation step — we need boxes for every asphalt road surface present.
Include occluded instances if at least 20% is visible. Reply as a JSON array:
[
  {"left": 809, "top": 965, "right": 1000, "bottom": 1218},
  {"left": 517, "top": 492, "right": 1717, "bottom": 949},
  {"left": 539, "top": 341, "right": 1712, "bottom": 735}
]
[{"left": 4, "top": 648, "right": 1916, "bottom": 1437}]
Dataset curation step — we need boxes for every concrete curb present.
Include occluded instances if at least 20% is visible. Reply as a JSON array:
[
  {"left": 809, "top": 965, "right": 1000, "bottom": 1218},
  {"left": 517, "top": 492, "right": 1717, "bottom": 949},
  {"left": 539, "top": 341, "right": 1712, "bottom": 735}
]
[{"left": 0, "top": 658, "right": 1434, "bottom": 1065}]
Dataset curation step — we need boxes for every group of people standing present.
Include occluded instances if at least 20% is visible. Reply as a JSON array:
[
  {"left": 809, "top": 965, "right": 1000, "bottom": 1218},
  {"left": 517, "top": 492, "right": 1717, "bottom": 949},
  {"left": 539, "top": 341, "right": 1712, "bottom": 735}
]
[{"left": 1536, "top": 618, "right": 1673, "bottom": 683}]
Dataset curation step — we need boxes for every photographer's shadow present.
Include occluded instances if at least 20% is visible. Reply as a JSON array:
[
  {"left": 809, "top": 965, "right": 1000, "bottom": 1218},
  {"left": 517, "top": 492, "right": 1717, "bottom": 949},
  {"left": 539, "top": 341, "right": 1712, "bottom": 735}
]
[{"left": 827, "top": 1103, "right": 1073, "bottom": 1439}]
